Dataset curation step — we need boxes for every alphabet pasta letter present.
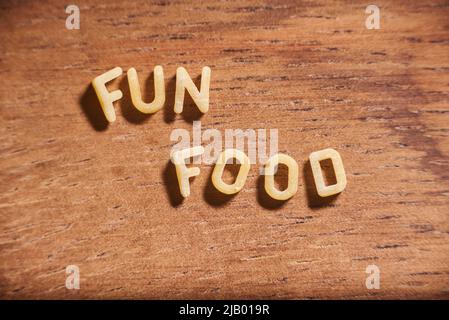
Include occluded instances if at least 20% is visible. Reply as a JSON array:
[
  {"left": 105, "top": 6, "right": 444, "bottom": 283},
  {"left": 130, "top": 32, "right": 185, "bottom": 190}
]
[
  {"left": 309, "top": 148, "right": 347, "bottom": 197},
  {"left": 127, "top": 65, "right": 165, "bottom": 114},
  {"left": 171, "top": 146, "right": 205, "bottom": 198},
  {"left": 264, "top": 153, "right": 298, "bottom": 200},
  {"left": 212, "top": 149, "right": 250, "bottom": 195},
  {"left": 92, "top": 67, "right": 123, "bottom": 122},
  {"left": 174, "top": 66, "right": 211, "bottom": 114}
]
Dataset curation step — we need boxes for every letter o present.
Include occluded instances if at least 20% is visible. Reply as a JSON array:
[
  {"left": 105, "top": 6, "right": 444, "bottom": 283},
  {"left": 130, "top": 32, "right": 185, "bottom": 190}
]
[
  {"left": 212, "top": 149, "right": 250, "bottom": 194},
  {"left": 264, "top": 153, "right": 298, "bottom": 200}
]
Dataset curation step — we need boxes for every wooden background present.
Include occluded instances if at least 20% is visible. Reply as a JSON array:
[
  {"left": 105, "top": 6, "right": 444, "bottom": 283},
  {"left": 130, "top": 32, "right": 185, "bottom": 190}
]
[{"left": 1, "top": 0, "right": 448, "bottom": 299}]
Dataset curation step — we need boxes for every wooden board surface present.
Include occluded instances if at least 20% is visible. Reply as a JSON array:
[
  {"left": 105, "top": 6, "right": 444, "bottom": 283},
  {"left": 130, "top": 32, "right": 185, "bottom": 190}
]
[{"left": 1, "top": 0, "right": 449, "bottom": 299}]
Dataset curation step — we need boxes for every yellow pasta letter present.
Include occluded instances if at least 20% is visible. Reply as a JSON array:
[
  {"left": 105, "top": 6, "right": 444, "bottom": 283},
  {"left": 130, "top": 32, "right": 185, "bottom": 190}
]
[
  {"left": 264, "top": 153, "right": 298, "bottom": 200},
  {"left": 309, "top": 148, "right": 347, "bottom": 197},
  {"left": 212, "top": 149, "right": 250, "bottom": 195},
  {"left": 174, "top": 66, "right": 211, "bottom": 114},
  {"left": 92, "top": 67, "right": 123, "bottom": 122},
  {"left": 171, "top": 146, "right": 205, "bottom": 198},
  {"left": 127, "top": 65, "right": 165, "bottom": 114}
]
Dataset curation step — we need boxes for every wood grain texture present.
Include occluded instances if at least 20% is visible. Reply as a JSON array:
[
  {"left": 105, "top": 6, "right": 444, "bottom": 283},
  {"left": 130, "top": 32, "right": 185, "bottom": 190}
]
[{"left": 1, "top": 0, "right": 449, "bottom": 299}]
